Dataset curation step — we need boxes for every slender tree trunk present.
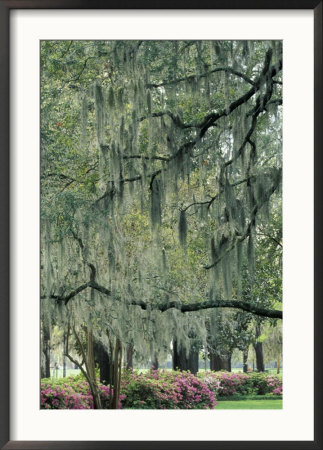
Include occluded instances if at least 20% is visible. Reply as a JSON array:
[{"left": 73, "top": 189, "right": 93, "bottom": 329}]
[
  {"left": 42, "top": 323, "right": 51, "bottom": 378},
  {"left": 277, "top": 353, "right": 280, "bottom": 374},
  {"left": 87, "top": 328, "right": 95, "bottom": 380},
  {"left": 40, "top": 361, "right": 46, "bottom": 379},
  {"left": 63, "top": 332, "right": 66, "bottom": 378},
  {"left": 254, "top": 343, "right": 265, "bottom": 372},
  {"left": 87, "top": 328, "right": 102, "bottom": 409},
  {"left": 172, "top": 339, "right": 199, "bottom": 375},
  {"left": 151, "top": 353, "right": 159, "bottom": 370},
  {"left": 172, "top": 339, "right": 180, "bottom": 371},
  {"left": 227, "top": 355, "right": 232, "bottom": 372},
  {"left": 40, "top": 328, "right": 46, "bottom": 379},
  {"left": 243, "top": 348, "right": 249, "bottom": 373},
  {"left": 254, "top": 325, "right": 265, "bottom": 372},
  {"left": 65, "top": 324, "right": 102, "bottom": 409},
  {"left": 111, "top": 338, "right": 122, "bottom": 409},
  {"left": 126, "top": 343, "right": 133, "bottom": 370}
]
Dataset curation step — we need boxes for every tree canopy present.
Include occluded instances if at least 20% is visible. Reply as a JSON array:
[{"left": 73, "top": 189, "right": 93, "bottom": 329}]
[{"left": 40, "top": 40, "right": 282, "bottom": 373}]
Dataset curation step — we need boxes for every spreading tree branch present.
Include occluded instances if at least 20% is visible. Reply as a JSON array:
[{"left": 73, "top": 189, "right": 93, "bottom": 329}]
[
  {"left": 146, "top": 66, "right": 256, "bottom": 89},
  {"left": 46, "top": 280, "right": 282, "bottom": 319},
  {"left": 139, "top": 110, "right": 195, "bottom": 129},
  {"left": 95, "top": 50, "right": 281, "bottom": 206}
]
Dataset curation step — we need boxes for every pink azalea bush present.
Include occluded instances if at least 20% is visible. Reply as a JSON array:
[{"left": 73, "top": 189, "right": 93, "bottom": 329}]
[
  {"left": 41, "top": 376, "right": 125, "bottom": 409},
  {"left": 273, "top": 385, "right": 283, "bottom": 395},
  {"left": 198, "top": 371, "right": 282, "bottom": 397},
  {"left": 198, "top": 371, "right": 253, "bottom": 396},
  {"left": 41, "top": 370, "right": 216, "bottom": 409},
  {"left": 41, "top": 383, "right": 93, "bottom": 409},
  {"left": 120, "top": 370, "right": 216, "bottom": 409},
  {"left": 248, "top": 372, "right": 282, "bottom": 395},
  {"left": 41, "top": 370, "right": 281, "bottom": 410}
]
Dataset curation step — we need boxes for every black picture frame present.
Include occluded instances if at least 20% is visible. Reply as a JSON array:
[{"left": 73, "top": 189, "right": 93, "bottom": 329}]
[{"left": 0, "top": 2, "right": 322, "bottom": 449}]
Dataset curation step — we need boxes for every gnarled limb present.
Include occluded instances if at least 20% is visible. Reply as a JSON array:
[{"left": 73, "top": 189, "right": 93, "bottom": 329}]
[{"left": 48, "top": 280, "right": 282, "bottom": 319}]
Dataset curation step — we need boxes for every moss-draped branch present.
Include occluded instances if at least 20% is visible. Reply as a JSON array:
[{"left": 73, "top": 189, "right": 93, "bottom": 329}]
[
  {"left": 95, "top": 49, "right": 281, "bottom": 206},
  {"left": 46, "top": 280, "right": 282, "bottom": 319}
]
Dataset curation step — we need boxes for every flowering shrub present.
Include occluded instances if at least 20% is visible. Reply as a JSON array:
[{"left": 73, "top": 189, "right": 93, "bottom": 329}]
[
  {"left": 198, "top": 371, "right": 253, "bottom": 396},
  {"left": 41, "top": 371, "right": 215, "bottom": 409},
  {"left": 248, "top": 373, "right": 282, "bottom": 395},
  {"left": 120, "top": 370, "right": 216, "bottom": 409},
  {"left": 198, "top": 371, "right": 282, "bottom": 397},
  {"left": 41, "top": 383, "right": 93, "bottom": 409},
  {"left": 41, "top": 370, "right": 281, "bottom": 410},
  {"left": 40, "top": 376, "right": 125, "bottom": 409},
  {"left": 273, "top": 385, "right": 283, "bottom": 395}
]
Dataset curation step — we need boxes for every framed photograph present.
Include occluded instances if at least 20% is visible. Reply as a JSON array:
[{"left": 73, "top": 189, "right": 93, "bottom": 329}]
[{"left": 0, "top": 2, "right": 322, "bottom": 449}]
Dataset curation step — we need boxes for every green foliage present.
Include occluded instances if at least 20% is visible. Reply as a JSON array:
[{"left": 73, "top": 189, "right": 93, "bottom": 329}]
[
  {"left": 40, "top": 375, "right": 124, "bottom": 409},
  {"left": 120, "top": 369, "right": 216, "bottom": 409},
  {"left": 41, "top": 370, "right": 282, "bottom": 409},
  {"left": 41, "top": 370, "right": 216, "bottom": 409},
  {"left": 40, "top": 40, "right": 282, "bottom": 373},
  {"left": 198, "top": 371, "right": 282, "bottom": 397}
]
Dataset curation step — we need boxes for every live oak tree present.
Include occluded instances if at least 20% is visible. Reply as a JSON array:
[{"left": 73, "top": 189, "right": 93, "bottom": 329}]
[{"left": 41, "top": 40, "right": 282, "bottom": 407}]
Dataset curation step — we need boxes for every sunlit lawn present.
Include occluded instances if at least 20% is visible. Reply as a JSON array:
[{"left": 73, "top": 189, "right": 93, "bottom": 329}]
[
  {"left": 231, "top": 368, "right": 282, "bottom": 376},
  {"left": 50, "top": 368, "right": 80, "bottom": 378},
  {"left": 215, "top": 397, "right": 282, "bottom": 409}
]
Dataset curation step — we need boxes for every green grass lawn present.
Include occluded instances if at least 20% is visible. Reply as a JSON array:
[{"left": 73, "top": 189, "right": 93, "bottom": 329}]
[
  {"left": 50, "top": 368, "right": 81, "bottom": 379},
  {"left": 231, "top": 368, "right": 282, "bottom": 376},
  {"left": 215, "top": 396, "right": 282, "bottom": 409}
]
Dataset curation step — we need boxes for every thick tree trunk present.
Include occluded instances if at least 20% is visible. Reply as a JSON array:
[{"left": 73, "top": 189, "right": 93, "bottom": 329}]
[
  {"left": 210, "top": 352, "right": 231, "bottom": 371},
  {"left": 126, "top": 343, "right": 133, "bottom": 370},
  {"left": 254, "top": 342, "right": 264, "bottom": 372},
  {"left": 254, "top": 325, "right": 265, "bottom": 372},
  {"left": 94, "top": 341, "right": 112, "bottom": 385},
  {"left": 172, "top": 339, "right": 199, "bottom": 375},
  {"left": 243, "top": 348, "right": 249, "bottom": 373}
]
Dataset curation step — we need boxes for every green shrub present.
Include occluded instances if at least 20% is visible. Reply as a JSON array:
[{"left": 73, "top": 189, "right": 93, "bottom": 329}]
[
  {"left": 198, "top": 371, "right": 282, "bottom": 397},
  {"left": 121, "top": 370, "right": 216, "bottom": 409}
]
